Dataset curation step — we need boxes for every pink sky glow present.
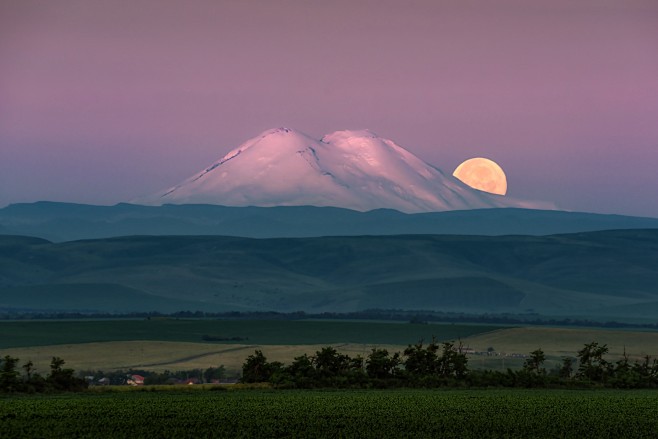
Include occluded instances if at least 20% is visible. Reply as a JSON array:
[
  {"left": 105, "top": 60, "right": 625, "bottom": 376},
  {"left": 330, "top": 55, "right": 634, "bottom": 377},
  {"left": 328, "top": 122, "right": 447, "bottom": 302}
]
[{"left": 1, "top": 0, "right": 657, "bottom": 216}]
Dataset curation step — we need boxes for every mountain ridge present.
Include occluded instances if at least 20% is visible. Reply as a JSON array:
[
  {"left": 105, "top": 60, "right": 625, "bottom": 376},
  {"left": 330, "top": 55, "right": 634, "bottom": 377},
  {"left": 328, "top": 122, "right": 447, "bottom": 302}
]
[
  {"left": 135, "top": 127, "right": 552, "bottom": 212},
  {"left": 2, "top": 202, "right": 658, "bottom": 242}
]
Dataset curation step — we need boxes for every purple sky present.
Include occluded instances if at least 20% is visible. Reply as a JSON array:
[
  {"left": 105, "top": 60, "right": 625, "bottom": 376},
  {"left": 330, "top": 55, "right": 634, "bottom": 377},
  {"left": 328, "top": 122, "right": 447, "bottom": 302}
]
[{"left": 1, "top": 0, "right": 657, "bottom": 217}]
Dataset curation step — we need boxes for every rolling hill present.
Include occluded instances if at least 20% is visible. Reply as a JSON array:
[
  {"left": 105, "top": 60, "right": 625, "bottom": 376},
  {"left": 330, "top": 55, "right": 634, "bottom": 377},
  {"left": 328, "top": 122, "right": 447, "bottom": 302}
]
[
  {"left": 1, "top": 229, "right": 657, "bottom": 319},
  {"left": 2, "top": 202, "right": 658, "bottom": 242}
]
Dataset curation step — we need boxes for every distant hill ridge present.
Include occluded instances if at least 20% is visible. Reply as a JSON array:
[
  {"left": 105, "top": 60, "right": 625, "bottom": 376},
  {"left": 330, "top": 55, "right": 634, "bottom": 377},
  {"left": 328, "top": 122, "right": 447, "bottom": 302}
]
[
  {"left": 1, "top": 202, "right": 658, "bottom": 242},
  {"left": 1, "top": 229, "right": 657, "bottom": 319}
]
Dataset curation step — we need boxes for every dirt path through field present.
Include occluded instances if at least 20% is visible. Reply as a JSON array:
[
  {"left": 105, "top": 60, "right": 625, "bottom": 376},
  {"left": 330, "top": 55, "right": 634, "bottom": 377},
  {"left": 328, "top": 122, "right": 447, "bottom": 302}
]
[{"left": 133, "top": 345, "right": 259, "bottom": 368}]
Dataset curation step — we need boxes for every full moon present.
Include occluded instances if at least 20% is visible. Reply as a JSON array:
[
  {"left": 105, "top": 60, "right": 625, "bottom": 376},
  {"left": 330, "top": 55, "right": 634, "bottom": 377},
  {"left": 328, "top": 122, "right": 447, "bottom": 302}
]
[{"left": 453, "top": 157, "right": 508, "bottom": 196}]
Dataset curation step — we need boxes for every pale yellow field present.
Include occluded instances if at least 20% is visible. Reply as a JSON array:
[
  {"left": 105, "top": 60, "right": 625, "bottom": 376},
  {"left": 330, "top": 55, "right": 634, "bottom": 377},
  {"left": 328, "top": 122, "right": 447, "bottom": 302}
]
[
  {"left": 463, "top": 327, "right": 658, "bottom": 359},
  {"left": 3, "top": 326, "right": 657, "bottom": 375},
  {"left": 0, "top": 341, "right": 403, "bottom": 375}
]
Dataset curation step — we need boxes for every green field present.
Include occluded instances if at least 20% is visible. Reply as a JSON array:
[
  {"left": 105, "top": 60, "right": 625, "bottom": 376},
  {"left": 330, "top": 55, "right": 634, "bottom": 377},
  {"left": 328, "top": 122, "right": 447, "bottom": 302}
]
[
  {"left": 2, "top": 389, "right": 658, "bottom": 438},
  {"left": 0, "top": 319, "right": 503, "bottom": 349}
]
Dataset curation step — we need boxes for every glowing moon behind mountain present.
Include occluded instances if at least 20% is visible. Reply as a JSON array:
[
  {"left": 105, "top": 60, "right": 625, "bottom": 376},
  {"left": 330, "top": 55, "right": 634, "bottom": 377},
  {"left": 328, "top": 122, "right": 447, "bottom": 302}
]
[{"left": 453, "top": 158, "right": 508, "bottom": 196}]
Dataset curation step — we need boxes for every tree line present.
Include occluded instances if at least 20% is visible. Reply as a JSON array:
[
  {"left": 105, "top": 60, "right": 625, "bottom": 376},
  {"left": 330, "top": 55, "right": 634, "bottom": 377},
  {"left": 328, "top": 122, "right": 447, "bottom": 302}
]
[
  {"left": 2, "top": 309, "right": 656, "bottom": 330},
  {"left": 241, "top": 340, "right": 658, "bottom": 389},
  {"left": 4, "top": 340, "right": 658, "bottom": 393},
  {"left": 79, "top": 366, "right": 231, "bottom": 386},
  {"left": 0, "top": 356, "right": 87, "bottom": 393}
]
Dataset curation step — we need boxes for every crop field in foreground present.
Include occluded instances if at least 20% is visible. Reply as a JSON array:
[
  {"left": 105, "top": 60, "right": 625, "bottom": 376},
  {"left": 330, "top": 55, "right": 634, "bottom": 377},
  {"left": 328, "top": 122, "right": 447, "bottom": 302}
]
[{"left": 2, "top": 389, "right": 658, "bottom": 438}]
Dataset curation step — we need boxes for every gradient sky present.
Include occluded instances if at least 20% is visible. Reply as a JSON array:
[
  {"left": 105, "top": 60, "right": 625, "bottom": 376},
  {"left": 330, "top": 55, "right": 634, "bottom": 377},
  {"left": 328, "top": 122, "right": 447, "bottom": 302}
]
[{"left": 1, "top": 0, "right": 657, "bottom": 217}]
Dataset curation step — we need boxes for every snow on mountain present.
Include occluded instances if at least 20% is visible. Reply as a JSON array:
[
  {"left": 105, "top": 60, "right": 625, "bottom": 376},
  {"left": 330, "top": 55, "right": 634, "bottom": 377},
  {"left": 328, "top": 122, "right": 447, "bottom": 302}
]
[{"left": 135, "top": 128, "right": 552, "bottom": 213}]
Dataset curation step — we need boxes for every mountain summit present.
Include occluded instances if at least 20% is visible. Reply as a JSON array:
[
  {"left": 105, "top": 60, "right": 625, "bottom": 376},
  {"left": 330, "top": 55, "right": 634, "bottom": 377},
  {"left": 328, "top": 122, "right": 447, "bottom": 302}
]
[{"left": 136, "top": 128, "right": 550, "bottom": 213}]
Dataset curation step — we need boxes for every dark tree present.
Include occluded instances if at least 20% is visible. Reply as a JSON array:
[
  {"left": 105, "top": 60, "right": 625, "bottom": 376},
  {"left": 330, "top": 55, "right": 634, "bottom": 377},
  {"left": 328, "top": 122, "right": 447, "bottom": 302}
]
[
  {"left": 289, "top": 354, "right": 314, "bottom": 377},
  {"left": 523, "top": 348, "right": 546, "bottom": 375},
  {"left": 366, "top": 348, "right": 401, "bottom": 379},
  {"left": 22, "top": 360, "right": 34, "bottom": 380},
  {"left": 632, "top": 354, "right": 658, "bottom": 383},
  {"left": 241, "top": 350, "right": 281, "bottom": 383},
  {"left": 0, "top": 355, "right": 21, "bottom": 393},
  {"left": 47, "top": 357, "right": 87, "bottom": 391},
  {"left": 204, "top": 366, "right": 226, "bottom": 383},
  {"left": 576, "top": 342, "right": 610, "bottom": 382},
  {"left": 403, "top": 339, "right": 439, "bottom": 377},
  {"left": 559, "top": 357, "right": 574, "bottom": 379},
  {"left": 286, "top": 354, "right": 316, "bottom": 384},
  {"left": 437, "top": 341, "right": 469, "bottom": 379},
  {"left": 312, "top": 347, "right": 352, "bottom": 379}
]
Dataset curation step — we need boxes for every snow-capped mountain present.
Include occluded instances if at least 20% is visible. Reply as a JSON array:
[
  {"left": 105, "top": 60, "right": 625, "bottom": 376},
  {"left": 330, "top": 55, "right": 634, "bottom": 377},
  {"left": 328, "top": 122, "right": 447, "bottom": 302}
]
[{"left": 136, "top": 128, "right": 551, "bottom": 213}]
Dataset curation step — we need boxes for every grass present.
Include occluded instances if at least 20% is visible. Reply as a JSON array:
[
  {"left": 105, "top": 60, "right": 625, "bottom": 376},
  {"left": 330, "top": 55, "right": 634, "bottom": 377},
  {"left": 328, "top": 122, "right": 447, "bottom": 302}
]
[{"left": 0, "top": 319, "right": 504, "bottom": 349}]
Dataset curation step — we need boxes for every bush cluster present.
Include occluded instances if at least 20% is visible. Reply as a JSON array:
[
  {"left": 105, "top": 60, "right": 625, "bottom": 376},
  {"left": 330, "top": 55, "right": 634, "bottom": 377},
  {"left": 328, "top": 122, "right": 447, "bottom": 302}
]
[
  {"left": 0, "top": 355, "right": 87, "bottom": 393},
  {"left": 241, "top": 340, "right": 658, "bottom": 389},
  {"left": 242, "top": 339, "right": 472, "bottom": 389},
  {"left": 4, "top": 340, "right": 658, "bottom": 393}
]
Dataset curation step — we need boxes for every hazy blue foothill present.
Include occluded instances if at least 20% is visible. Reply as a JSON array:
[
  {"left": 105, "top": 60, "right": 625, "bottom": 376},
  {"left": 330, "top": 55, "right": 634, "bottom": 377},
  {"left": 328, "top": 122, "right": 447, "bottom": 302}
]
[
  {"left": 1, "top": 229, "right": 657, "bottom": 319},
  {"left": 1, "top": 202, "right": 658, "bottom": 242}
]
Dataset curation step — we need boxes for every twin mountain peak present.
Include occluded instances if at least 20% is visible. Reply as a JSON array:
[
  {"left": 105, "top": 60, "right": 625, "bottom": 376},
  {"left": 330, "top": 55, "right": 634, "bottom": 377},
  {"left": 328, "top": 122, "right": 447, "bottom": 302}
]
[{"left": 136, "top": 127, "right": 550, "bottom": 213}]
